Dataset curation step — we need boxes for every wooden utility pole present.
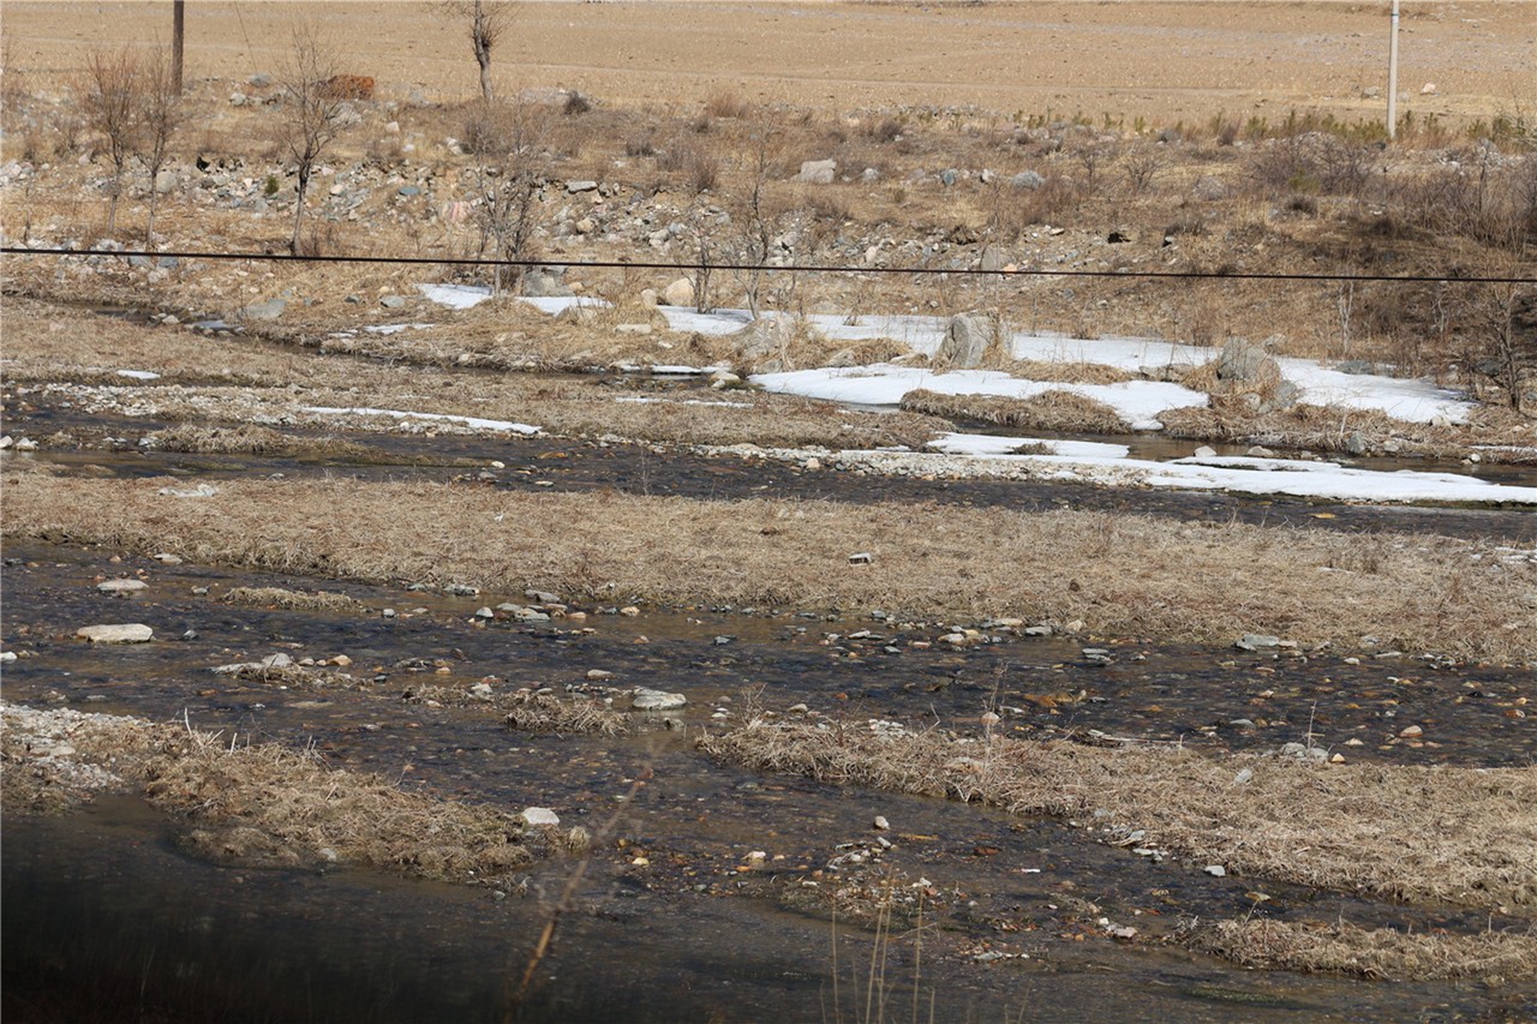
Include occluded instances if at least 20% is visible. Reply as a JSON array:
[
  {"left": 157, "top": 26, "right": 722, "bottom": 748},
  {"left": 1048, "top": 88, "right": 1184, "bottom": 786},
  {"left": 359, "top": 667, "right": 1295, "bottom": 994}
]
[{"left": 172, "top": 0, "right": 185, "bottom": 93}]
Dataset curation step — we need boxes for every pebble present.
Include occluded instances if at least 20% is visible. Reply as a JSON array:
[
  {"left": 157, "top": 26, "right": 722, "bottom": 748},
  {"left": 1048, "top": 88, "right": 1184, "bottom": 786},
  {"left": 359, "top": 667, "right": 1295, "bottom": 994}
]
[
  {"left": 1398, "top": 724, "right": 1424, "bottom": 738},
  {"left": 847, "top": 552, "right": 874, "bottom": 565},
  {"left": 586, "top": 669, "right": 614, "bottom": 681},
  {"left": 97, "top": 579, "right": 148, "bottom": 594},
  {"left": 153, "top": 553, "right": 183, "bottom": 564},
  {"left": 1204, "top": 865, "right": 1227, "bottom": 877},
  {"left": 873, "top": 815, "right": 890, "bottom": 831}
]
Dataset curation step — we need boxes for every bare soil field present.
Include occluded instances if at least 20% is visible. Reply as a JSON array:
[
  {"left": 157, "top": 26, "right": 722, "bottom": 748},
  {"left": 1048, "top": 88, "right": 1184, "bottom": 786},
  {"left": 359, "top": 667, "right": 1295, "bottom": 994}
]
[{"left": 2, "top": 3, "right": 1536, "bottom": 1022}]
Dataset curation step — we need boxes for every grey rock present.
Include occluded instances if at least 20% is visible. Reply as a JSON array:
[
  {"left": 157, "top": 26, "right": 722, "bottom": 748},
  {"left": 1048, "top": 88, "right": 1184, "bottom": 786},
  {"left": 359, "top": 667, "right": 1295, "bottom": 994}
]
[
  {"left": 248, "top": 73, "right": 273, "bottom": 88},
  {"left": 632, "top": 687, "right": 687, "bottom": 711},
  {"left": 1217, "top": 338, "right": 1276, "bottom": 382},
  {"left": 77, "top": 624, "right": 153, "bottom": 643},
  {"left": 97, "top": 579, "right": 148, "bottom": 594},
  {"left": 1344, "top": 430, "right": 1368, "bottom": 456},
  {"left": 1191, "top": 176, "right": 1229, "bottom": 201},
  {"left": 938, "top": 313, "right": 999, "bottom": 369},
  {"left": 128, "top": 254, "right": 154, "bottom": 269},
  {"left": 380, "top": 294, "right": 406, "bottom": 309},
  {"left": 861, "top": 167, "right": 880, "bottom": 182},
  {"left": 1204, "top": 865, "right": 1227, "bottom": 877},
  {"left": 729, "top": 316, "right": 795, "bottom": 360},
  {"left": 521, "top": 270, "right": 573, "bottom": 298},
  {"left": 1335, "top": 360, "right": 1383, "bottom": 376},
  {"left": 1235, "top": 633, "right": 1281, "bottom": 651},
  {"left": 662, "top": 277, "right": 694, "bottom": 307},
  {"left": 1012, "top": 170, "right": 1045, "bottom": 190},
  {"left": 525, "top": 589, "right": 560, "bottom": 604},
  {"left": 566, "top": 180, "right": 599, "bottom": 193},
  {"left": 939, "top": 168, "right": 958, "bottom": 187},
  {"left": 1280, "top": 742, "right": 1328, "bottom": 762},
  {"left": 979, "top": 248, "right": 1009, "bottom": 272},
  {"left": 154, "top": 169, "right": 178, "bottom": 194},
  {"left": 237, "top": 298, "right": 287, "bottom": 321},
  {"left": 398, "top": 185, "right": 421, "bottom": 197},
  {"left": 794, "top": 159, "right": 836, "bottom": 185},
  {"left": 521, "top": 807, "right": 561, "bottom": 826}
]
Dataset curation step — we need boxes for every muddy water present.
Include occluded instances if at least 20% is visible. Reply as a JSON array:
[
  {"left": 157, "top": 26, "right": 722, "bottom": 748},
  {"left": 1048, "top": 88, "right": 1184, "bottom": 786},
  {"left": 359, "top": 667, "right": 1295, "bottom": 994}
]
[{"left": 4, "top": 540, "right": 1535, "bottom": 1022}]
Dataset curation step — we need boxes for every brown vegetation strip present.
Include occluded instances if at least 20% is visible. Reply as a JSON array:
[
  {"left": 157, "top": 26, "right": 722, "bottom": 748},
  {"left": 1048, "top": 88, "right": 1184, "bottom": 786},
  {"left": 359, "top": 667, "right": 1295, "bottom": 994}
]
[
  {"left": 1188, "top": 919, "right": 1537, "bottom": 982},
  {"left": 699, "top": 716, "right": 1537, "bottom": 910},
  {"left": 1, "top": 703, "right": 580, "bottom": 887},
  {"left": 5, "top": 472, "right": 1533, "bottom": 658}
]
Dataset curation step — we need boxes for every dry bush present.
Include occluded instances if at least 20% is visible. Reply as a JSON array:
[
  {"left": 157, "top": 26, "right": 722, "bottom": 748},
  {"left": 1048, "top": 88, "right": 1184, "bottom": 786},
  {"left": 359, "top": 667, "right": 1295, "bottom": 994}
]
[
  {"left": 221, "top": 586, "right": 359, "bottom": 612},
  {"left": 1189, "top": 919, "right": 1537, "bottom": 982},
  {"left": 704, "top": 89, "right": 750, "bottom": 120},
  {"left": 900, "top": 387, "right": 1131, "bottom": 434},
  {"left": 997, "top": 358, "right": 1136, "bottom": 385},
  {"left": 8, "top": 474, "right": 1532, "bottom": 658},
  {"left": 656, "top": 133, "right": 720, "bottom": 193},
  {"left": 1156, "top": 402, "right": 1477, "bottom": 458},
  {"left": 700, "top": 715, "right": 1537, "bottom": 908}
]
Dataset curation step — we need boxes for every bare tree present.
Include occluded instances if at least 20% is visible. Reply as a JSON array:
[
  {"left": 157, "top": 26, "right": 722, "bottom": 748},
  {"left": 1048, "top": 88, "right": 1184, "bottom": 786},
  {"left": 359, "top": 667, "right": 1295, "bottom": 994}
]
[
  {"left": 444, "top": 0, "right": 511, "bottom": 104},
  {"left": 1467, "top": 283, "right": 1536, "bottom": 414},
  {"left": 465, "top": 99, "right": 548, "bottom": 295},
  {"left": 727, "top": 126, "right": 785, "bottom": 319},
  {"left": 140, "top": 45, "right": 182, "bottom": 246},
  {"left": 274, "top": 27, "right": 350, "bottom": 255},
  {"left": 80, "top": 47, "right": 143, "bottom": 233}
]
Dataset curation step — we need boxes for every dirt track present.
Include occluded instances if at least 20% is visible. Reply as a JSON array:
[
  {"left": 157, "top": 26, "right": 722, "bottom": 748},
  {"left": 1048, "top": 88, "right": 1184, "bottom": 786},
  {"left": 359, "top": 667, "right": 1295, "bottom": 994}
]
[{"left": 4, "top": 1, "right": 1532, "bottom": 122}]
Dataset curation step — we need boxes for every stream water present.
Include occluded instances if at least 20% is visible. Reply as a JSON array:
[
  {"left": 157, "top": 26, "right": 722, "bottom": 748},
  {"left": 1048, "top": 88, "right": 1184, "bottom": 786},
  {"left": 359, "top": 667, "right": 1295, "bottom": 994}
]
[{"left": 4, "top": 539, "right": 1534, "bottom": 1023}]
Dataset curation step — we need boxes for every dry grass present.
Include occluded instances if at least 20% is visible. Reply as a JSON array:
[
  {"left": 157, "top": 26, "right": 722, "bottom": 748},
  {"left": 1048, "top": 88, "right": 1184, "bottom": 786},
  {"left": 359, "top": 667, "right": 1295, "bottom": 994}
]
[
  {"left": 3, "top": 301, "right": 947, "bottom": 450},
  {"left": 5, "top": 473, "right": 1534, "bottom": 659},
  {"left": 1188, "top": 919, "right": 1537, "bottom": 982},
  {"left": 998, "top": 358, "right": 1137, "bottom": 385},
  {"left": 900, "top": 387, "right": 1131, "bottom": 434},
  {"left": 1, "top": 701, "right": 582, "bottom": 886},
  {"left": 146, "top": 424, "right": 375, "bottom": 461},
  {"left": 502, "top": 690, "right": 630, "bottom": 737},
  {"left": 700, "top": 714, "right": 1537, "bottom": 909},
  {"left": 220, "top": 586, "right": 360, "bottom": 612}
]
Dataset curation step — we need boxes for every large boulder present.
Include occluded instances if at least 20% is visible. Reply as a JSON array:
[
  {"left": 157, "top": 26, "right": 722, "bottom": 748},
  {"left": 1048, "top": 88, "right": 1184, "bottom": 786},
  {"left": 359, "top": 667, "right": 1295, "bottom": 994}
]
[
  {"left": 521, "top": 270, "right": 573, "bottom": 298},
  {"left": 794, "top": 159, "right": 837, "bottom": 184},
  {"left": 730, "top": 316, "right": 796, "bottom": 360},
  {"left": 1216, "top": 338, "right": 1276, "bottom": 383},
  {"left": 938, "top": 313, "right": 1000, "bottom": 369},
  {"left": 662, "top": 277, "right": 695, "bottom": 307}
]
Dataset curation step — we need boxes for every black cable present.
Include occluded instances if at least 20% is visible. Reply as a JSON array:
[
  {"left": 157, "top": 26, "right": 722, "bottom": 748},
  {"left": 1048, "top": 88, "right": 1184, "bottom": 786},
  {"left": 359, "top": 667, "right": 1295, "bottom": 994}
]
[{"left": 2, "top": 245, "right": 1532, "bottom": 285}]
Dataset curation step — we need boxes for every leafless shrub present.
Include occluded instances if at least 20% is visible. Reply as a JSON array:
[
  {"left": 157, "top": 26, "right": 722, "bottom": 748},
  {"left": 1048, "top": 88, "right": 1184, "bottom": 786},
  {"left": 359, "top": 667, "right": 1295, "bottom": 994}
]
[
  {"left": 79, "top": 47, "right": 143, "bottom": 233},
  {"left": 1121, "top": 148, "right": 1161, "bottom": 196},
  {"left": 704, "top": 89, "right": 750, "bottom": 120},
  {"left": 139, "top": 45, "right": 182, "bottom": 245},
  {"left": 464, "top": 99, "right": 550, "bottom": 295},
  {"left": 274, "top": 26, "right": 352, "bottom": 255},
  {"left": 862, "top": 116, "right": 903, "bottom": 143}
]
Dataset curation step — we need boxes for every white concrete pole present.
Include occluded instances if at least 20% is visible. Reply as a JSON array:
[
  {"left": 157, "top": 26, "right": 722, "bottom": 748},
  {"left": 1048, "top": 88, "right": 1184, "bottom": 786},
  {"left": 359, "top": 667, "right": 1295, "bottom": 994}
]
[{"left": 1387, "top": 0, "right": 1400, "bottom": 140}]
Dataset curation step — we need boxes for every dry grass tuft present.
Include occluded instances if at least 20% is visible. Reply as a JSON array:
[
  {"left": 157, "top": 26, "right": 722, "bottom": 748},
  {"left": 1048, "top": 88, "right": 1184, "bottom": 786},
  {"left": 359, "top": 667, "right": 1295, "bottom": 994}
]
[
  {"left": 503, "top": 690, "right": 630, "bottom": 736},
  {"left": 1189, "top": 919, "right": 1537, "bottom": 982},
  {"left": 900, "top": 387, "right": 1131, "bottom": 434},
  {"left": 999, "top": 358, "right": 1137, "bottom": 385},
  {"left": 1, "top": 702, "right": 578, "bottom": 886},
  {"left": 6, "top": 474, "right": 1534, "bottom": 658},
  {"left": 700, "top": 714, "right": 1537, "bottom": 908},
  {"left": 146, "top": 424, "right": 375, "bottom": 460},
  {"left": 221, "top": 586, "right": 359, "bottom": 612}
]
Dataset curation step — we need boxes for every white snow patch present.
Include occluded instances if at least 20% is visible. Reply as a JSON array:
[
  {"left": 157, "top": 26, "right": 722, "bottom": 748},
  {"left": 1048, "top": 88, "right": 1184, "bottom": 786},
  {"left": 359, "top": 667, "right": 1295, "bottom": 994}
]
[
  {"left": 614, "top": 396, "right": 754, "bottom": 408},
  {"left": 752, "top": 364, "right": 1208, "bottom": 431},
  {"left": 416, "top": 283, "right": 608, "bottom": 316},
  {"left": 300, "top": 406, "right": 539, "bottom": 435},
  {"left": 929, "top": 432, "right": 1131, "bottom": 460},
  {"left": 115, "top": 369, "right": 161, "bottom": 381},
  {"left": 364, "top": 323, "right": 435, "bottom": 336}
]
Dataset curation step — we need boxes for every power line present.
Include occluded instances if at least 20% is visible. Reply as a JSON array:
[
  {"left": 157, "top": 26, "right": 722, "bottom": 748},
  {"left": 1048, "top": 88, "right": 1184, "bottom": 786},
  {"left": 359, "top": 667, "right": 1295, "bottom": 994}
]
[{"left": 2, "top": 245, "right": 1532, "bottom": 285}]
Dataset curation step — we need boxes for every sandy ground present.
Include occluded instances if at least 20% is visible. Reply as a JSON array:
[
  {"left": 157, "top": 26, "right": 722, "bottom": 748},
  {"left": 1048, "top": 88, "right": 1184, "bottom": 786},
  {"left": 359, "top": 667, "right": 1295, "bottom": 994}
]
[{"left": 3, "top": 1, "right": 1532, "bottom": 123}]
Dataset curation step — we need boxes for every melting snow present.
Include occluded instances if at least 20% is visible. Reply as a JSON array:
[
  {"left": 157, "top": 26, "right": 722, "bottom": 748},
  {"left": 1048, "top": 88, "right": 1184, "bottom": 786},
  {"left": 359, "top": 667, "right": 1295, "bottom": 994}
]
[{"left": 300, "top": 406, "right": 539, "bottom": 435}]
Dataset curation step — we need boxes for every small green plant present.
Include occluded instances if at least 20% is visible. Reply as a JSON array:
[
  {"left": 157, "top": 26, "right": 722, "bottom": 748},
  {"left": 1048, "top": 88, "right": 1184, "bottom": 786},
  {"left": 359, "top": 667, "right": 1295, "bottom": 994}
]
[{"left": 263, "top": 174, "right": 280, "bottom": 197}]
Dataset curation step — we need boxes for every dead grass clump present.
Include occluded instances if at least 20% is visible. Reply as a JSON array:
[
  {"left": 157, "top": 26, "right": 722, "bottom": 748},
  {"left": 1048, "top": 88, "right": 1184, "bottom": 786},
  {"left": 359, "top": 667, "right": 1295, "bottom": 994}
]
[
  {"left": 145, "top": 424, "right": 374, "bottom": 460},
  {"left": 998, "top": 358, "right": 1135, "bottom": 385},
  {"left": 224, "top": 662, "right": 363, "bottom": 690},
  {"left": 221, "top": 586, "right": 359, "bottom": 612},
  {"left": 1157, "top": 403, "right": 1474, "bottom": 459},
  {"left": 1189, "top": 919, "right": 1537, "bottom": 982},
  {"left": 503, "top": 690, "right": 629, "bottom": 736},
  {"left": 700, "top": 714, "right": 1537, "bottom": 909},
  {"left": 140, "top": 731, "right": 547, "bottom": 883},
  {"left": 703, "top": 89, "right": 750, "bottom": 120},
  {"left": 900, "top": 387, "right": 1130, "bottom": 434}
]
